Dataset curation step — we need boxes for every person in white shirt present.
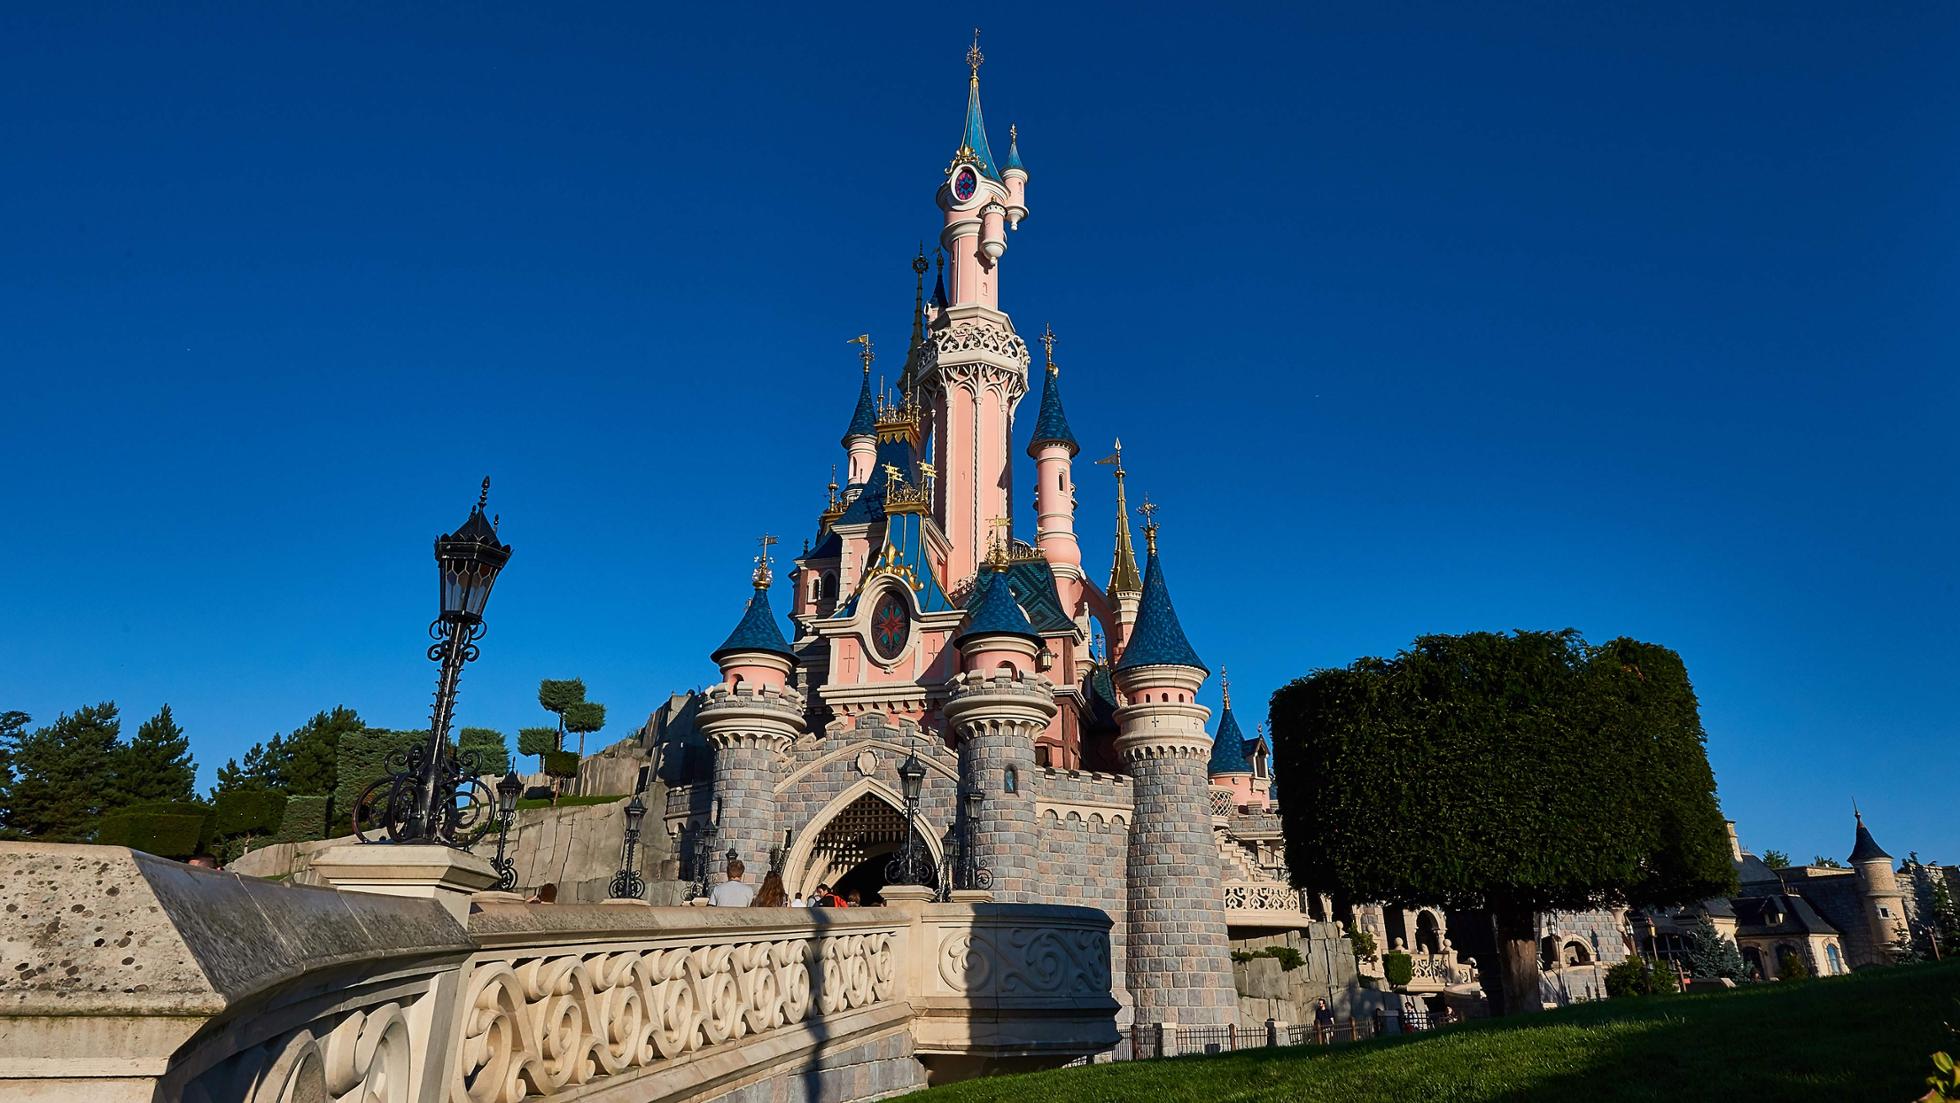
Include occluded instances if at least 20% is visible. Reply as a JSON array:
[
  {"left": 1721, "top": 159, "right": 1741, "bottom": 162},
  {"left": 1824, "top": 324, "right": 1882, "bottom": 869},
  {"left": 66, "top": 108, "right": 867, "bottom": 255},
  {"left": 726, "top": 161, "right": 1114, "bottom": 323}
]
[{"left": 709, "top": 858, "right": 757, "bottom": 907}]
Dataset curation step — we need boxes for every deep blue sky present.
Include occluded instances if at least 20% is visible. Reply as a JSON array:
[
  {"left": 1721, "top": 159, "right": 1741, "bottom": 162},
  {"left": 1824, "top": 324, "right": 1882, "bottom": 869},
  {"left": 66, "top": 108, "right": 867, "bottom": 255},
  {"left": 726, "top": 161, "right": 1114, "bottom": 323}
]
[{"left": 4, "top": 3, "right": 1955, "bottom": 864}]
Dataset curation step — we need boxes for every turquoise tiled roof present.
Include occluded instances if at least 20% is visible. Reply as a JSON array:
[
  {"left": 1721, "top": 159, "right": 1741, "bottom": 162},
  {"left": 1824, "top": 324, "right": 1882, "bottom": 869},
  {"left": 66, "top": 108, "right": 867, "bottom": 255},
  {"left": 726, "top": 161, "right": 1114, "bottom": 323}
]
[
  {"left": 711, "top": 585, "right": 793, "bottom": 662},
  {"left": 1115, "top": 545, "right": 1208, "bottom": 673},
  {"left": 1004, "top": 128, "right": 1024, "bottom": 172},
  {"left": 1208, "top": 705, "right": 1252, "bottom": 775},
  {"left": 958, "top": 78, "right": 1001, "bottom": 181},
  {"left": 955, "top": 569, "right": 1038, "bottom": 646},
  {"left": 1027, "top": 366, "right": 1078, "bottom": 455}
]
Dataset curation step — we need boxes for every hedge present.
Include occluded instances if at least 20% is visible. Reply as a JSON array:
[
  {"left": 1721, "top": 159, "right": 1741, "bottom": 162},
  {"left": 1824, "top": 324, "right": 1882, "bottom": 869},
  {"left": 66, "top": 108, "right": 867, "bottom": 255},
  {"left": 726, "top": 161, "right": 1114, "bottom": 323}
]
[
  {"left": 97, "top": 812, "right": 209, "bottom": 859},
  {"left": 215, "top": 789, "right": 288, "bottom": 839},
  {"left": 276, "top": 794, "right": 330, "bottom": 842},
  {"left": 541, "top": 750, "right": 579, "bottom": 778},
  {"left": 334, "top": 729, "right": 428, "bottom": 828},
  {"left": 1383, "top": 951, "right": 1414, "bottom": 988}
]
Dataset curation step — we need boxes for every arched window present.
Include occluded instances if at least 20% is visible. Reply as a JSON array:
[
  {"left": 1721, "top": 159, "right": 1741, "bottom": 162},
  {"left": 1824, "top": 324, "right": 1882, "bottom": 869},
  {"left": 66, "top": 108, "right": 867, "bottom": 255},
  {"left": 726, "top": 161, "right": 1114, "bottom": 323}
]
[
  {"left": 1825, "top": 944, "right": 1843, "bottom": 975},
  {"left": 1003, "top": 766, "right": 1019, "bottom": 794}
]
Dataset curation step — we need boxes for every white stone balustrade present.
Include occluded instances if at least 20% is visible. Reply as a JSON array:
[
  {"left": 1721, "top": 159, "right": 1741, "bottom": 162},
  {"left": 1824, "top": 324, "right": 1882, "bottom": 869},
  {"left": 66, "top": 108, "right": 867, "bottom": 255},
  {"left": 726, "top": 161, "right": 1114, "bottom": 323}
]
[{"left": 0, "top": 841, "right": 1118, "bottom": 1103}]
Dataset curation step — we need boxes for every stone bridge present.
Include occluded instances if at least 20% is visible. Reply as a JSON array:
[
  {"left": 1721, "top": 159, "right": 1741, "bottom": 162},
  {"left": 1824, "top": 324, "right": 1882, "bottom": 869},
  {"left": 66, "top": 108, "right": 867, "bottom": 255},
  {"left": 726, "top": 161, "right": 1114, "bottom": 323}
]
[{"left": 0, "top": 842, "right": 1118, "bottom": 1103}]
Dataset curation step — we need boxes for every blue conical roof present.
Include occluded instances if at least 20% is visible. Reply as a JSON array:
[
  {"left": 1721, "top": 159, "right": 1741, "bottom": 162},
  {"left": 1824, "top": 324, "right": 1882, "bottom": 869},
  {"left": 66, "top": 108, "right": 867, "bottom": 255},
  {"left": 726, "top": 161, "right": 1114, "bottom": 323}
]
[
  {"left": 842, "top": 371, "right": 877, "bottom": 444},
  {"left": 1004, "top": 127, "right": 1025, "bottom": 172},
  {"left": 712, "top": 584, "right": 794, "bottom": 662},
  {"left": 1849, "top": 813, "right": 1891, "bottom": 863},
  {"left": 956, "top": 569, "right": 1039, "bottom": 647},
  {"left": 1208, "top": 704, "right": 1252, "bottom": 775},
  {"left": 957, "top": 77, "right": 1001, "bottom": 181},
  {"left": 1116, "top": 544, "right": 1208, "bottom": 673},
  {"left": 1027, "top": 365, "right": 1078, "bottom": 455}
]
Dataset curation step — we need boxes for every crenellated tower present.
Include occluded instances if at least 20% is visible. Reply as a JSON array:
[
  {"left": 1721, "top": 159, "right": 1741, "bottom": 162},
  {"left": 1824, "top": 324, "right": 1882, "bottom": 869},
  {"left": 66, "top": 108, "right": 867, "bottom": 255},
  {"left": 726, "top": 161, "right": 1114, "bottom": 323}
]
[
  {"left": 942, "top": 565, "right": 1057, "bottom": 902},
  {"left": 920, "top": 32, "right": 1034, "bottom": 588},
  {"left": 1112, "top": 510, "right": 1236, "bottom": 1026},
  {"left": 695, "top": 540, "right": 806, "bottom": 880}
]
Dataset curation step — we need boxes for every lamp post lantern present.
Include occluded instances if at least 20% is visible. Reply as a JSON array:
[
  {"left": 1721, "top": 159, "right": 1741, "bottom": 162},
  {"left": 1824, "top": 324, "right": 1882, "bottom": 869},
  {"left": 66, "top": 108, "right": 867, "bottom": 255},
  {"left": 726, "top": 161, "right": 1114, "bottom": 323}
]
[
  {"left": 885, "top": 745, "right": 934, "bottom": 887},
  {"left": 609, "top": 794, "right": 648, "bottom": 900},
  {"left": 955, "top": 787, "right": 993, "bottom": 893},
  {"left": 688, "top": 822, "right": 719, "bottom": 901},
  {"left": 490, "top": 770, "right": 523, "bottom": 890},
  {"left": 355, "top": 477, "right": 512, "bottom": 847}
]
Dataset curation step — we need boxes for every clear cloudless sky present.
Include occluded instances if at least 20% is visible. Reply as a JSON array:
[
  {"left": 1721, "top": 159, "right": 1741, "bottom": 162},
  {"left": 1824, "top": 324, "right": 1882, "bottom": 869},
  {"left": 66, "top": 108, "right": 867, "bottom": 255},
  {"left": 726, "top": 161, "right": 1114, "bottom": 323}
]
[{"left": 3, "top": 3, "right": 1955, "bottom": 864}]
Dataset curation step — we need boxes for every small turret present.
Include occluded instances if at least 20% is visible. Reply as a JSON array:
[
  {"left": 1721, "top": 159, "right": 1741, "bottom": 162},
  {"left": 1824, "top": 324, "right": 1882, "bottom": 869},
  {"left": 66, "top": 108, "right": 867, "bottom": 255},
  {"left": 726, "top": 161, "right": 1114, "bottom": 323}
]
[
  {"left": 1850, "top": 807, "right": 1908, "bottom": 963},
  {"left": 711, "top": 537, "right": 796, "bottom": 691},
  {"left": 1029, "top": 326, "right": 1082, "bottom": 579},
  {"left": 1099, "top": 439, "right": 1144, "bottom": 655},
  {"left": 955, "top": 568, "right": 1042, "bottom": 672},
  {"left": 842, "top": 338, "right": 879, "bottom": 486},
  {"left": 1002, "top": 123, "right": 1028, "bottom": 229}
]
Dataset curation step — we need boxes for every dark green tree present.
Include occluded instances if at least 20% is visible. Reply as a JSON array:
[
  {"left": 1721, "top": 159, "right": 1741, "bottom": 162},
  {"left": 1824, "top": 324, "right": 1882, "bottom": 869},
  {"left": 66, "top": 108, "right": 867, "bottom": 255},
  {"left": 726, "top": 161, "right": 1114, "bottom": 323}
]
[
  {"left": 1682, "top": 914, "right": 1748, "bottom": 980},
  {"left": 517, "top": 727, "right": 558, "bottom": 773},
  {"left": 277, "top": 707, "right": 362, "bottom": 796},
  {"left": 0, "top": 710, "right": 30, "bottom": 836},
  {"left": 537, "top": 678, "right": 586, "bottom": 752},
  {"left": 458, "top": 727, "right": 511, "bottom": 775},
  {"left": 5, "top": 703, "right": 123, "bottom": 841},
  {"left": 1761, "top": 850, "right": 1791, "bottom": 870},
  {"left": 1813, "top": 856, "right": 1846, "bottom": 869},
  {"left": 1272, "top": 631, "right": 1736, "bottom": 1016},
  {"left": 562, "top": 700, "right": 606, "bottom": 758},
  {"left": 113, "top": 705, "right": 198, "bottom": 806}
]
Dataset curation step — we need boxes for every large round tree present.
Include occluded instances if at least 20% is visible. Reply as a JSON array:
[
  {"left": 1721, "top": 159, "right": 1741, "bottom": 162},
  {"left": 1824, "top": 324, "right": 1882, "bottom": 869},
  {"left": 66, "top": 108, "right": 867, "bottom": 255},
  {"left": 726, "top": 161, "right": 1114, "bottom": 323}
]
[{"left": 1272, "top": 630, "right": 1736, "bottom": 1015}]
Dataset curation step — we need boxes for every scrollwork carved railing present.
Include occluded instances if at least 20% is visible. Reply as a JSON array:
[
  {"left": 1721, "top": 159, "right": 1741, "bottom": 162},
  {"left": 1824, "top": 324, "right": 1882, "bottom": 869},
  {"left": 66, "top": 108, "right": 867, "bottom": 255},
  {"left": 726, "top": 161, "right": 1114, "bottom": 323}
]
[
  {"left": 1222, "top": 880, "right": 1305, "bottom": 913},
  {"left": 453, "top": 923, "right": 899, "bottom": 1103}
]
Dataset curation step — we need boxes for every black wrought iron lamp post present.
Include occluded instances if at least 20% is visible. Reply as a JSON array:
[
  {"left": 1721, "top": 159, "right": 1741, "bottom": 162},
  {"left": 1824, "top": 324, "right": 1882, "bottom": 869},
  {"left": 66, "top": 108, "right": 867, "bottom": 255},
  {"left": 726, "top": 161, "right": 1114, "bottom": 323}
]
[
  {"left": 885, "top": 746, "right": 934, "bottom": 886},
  {"left": 688, "top": 822, "right": 719, "bottom": 900},
  {"left": 609, "top": 794, "right": 648, "bottom": 900},
  {"left": 955, "top": 787, "right": 993, "bottom": 892},
  {"left": 490, "top": 770, "right": 522, "bottom": 890},
  {"left": 355, "top": 477, "right": 512, "bottom": 847}
]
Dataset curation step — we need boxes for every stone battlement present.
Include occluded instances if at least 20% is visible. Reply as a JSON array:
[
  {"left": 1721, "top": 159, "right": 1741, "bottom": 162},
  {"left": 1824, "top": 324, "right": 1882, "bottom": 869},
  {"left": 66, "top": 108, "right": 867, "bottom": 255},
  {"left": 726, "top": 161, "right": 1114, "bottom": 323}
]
[{"left": 945, "top": 668, "right": 1053, "bottom": 696}]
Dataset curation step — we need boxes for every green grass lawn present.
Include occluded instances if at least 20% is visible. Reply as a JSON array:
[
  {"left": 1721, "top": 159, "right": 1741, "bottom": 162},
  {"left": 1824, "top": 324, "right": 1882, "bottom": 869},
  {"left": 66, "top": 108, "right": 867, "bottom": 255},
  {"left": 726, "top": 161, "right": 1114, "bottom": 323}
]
[{"left": 915, "top": 961, "right": 1960, "bottom": 1102}]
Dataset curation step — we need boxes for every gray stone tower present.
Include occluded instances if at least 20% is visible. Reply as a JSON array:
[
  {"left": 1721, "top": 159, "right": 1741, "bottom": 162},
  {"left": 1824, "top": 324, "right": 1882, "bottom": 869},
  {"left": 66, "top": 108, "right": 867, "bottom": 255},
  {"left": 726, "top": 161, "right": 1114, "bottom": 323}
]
[
  {"left": 1850, "top": 809, "right": 1907, "bottom": 964},
  {"left": 696, "top": 554, "right": 805, "bottom": 881},
  {"left": 1111, "top": 521, "right": 1236, "bottom": 1027},
  {"left": 943, "top": 568, "right": 1057, "bottom": 903}
]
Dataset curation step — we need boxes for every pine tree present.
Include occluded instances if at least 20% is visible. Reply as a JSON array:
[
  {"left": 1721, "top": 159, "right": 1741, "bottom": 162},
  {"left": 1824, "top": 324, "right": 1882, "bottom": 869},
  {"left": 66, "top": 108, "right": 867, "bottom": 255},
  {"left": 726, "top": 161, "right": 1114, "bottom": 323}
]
[
  {"left": 276, "top": 707, "right": 362, "bottom": 796},
  {"left": 0, "top": 710, "right": 31, "bottom": 836},
  {"left": 1682, "top": 914, "right": 1748, "bottom": 980},
  {"left": 7, "top": 703, "right": 122, "bottom": 841},
  {"left": 113, "top": 705, "right": 197, "bottom": 806},
  {"left": 458, "top": 727, "right": 511, "bottom": 775}
]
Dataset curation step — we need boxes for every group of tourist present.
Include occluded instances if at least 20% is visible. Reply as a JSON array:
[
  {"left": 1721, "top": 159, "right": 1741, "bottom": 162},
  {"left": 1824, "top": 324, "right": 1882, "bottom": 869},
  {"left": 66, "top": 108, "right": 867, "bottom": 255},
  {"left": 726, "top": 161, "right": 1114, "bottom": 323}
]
[{"left": 707, "top": 859, "right": 863, "bottom": 908}]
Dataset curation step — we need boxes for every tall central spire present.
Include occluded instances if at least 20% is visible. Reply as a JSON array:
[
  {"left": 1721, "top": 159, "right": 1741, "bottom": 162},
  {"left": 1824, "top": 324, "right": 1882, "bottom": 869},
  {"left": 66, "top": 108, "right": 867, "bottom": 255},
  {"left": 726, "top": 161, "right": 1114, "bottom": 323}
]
[
  {"left": 1103, "top": 440, "right": 1142, "bottom": 596},
  {"left": 955, "top": 27, "right": 1000, "bottom": 180}
]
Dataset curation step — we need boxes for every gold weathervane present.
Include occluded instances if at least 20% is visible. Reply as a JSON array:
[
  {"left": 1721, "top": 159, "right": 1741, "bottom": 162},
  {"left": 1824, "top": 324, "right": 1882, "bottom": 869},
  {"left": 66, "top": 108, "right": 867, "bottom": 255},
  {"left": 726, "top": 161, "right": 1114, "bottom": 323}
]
[
  {"left": 1039, "top": 324, "right": 1058, "bottom": 374},
  {"left": 967, "top": 27, "right": 984, "bottom": 77},
  {"left": 752, "top": 533, "right": 778, "bottom": 588},
  {"left": 1138, "top": 496, "right": 1160, "bottom": 554},
  {"left": 848, "top": 333, "right": 873, "bottom": 375}
]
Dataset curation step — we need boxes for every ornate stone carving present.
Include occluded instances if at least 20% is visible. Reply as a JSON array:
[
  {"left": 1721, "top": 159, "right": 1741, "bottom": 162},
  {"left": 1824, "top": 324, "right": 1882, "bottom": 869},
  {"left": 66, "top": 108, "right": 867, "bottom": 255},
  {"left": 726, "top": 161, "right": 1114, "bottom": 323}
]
[
  {"left": 920, "top": 320, "right": 1031, "bottom": 373},
  {"left": 932, "top": 925, "right": 1111, "bottom": 998},
  {"left": 452, "top": 932, "right": 896, "bottom": 1102}
]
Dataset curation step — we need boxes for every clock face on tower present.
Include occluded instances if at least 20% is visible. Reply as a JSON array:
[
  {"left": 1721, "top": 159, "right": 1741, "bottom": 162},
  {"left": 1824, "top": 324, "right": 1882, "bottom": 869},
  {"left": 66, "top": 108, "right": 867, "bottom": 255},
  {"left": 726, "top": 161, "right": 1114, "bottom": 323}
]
[
  {"left": 951, "top": 166, "right": 977, "bottom": 203},
  {"left": 870, "top": 591, "right": 910, "bottom": 661}
]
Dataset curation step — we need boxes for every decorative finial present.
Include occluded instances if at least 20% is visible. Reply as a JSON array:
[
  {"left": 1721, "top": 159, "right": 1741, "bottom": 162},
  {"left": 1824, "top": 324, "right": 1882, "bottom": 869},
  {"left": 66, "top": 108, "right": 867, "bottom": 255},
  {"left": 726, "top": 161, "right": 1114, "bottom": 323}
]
[
  {"left": 913, "top": 244, "right": 929, "bottom": 277},
  {"left": 967, "top": 27, "right": 984, "bottom": 77},
  {"left": 476, "top": 476, "right": 491, "bottom": 511},
  {"left": 1138, "top": 496, "right": 1159, "bottom": 554},
  {"left": 752, "top": 533, "right": 779, "bottom": 589},
  {"left": 1040, "top": 323, "right": 1057, "bottom": 374},
  {"left": 848, "top": 333, "right": 873, "bottom": 375},
  {"left": 1010, "top": 122, "right": 1017, "bottom": 144},
  {"left": 1221, "top": 667, "right": 1231, "bottom": 709},
  {"left": 826, "top": 465, "right": 839, "bottom": 509},
  {"left": 986, "top": 516, "right": 1012, "bottom": 568}
]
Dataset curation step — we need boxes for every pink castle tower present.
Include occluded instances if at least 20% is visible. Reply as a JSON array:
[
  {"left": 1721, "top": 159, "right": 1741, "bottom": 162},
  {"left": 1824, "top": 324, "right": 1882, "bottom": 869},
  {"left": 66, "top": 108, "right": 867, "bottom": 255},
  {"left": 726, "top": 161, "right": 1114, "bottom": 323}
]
[{"left": 921, "top": 31, "right": 1035, "bottom": 587}]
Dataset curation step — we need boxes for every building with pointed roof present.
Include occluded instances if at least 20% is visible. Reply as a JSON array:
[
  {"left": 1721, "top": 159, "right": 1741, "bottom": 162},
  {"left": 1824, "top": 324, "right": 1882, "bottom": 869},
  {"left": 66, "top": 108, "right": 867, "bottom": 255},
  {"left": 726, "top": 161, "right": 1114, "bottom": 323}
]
[{"left": 645, "top": 38, "right": 1326, "bottom": 1037}]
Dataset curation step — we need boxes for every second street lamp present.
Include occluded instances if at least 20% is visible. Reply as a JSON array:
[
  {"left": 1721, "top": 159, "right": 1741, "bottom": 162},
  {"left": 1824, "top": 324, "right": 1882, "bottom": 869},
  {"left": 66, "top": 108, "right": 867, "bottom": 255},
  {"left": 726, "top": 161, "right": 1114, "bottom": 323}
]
[
  {"left": 885, "top": 746, "right": 934, "bottom": 887},
  {"left": 490, "top": 770, "right": 523, "bottom": 891},
  {"left": 610, "top": 794, "right": 649, "bottom": 900}
]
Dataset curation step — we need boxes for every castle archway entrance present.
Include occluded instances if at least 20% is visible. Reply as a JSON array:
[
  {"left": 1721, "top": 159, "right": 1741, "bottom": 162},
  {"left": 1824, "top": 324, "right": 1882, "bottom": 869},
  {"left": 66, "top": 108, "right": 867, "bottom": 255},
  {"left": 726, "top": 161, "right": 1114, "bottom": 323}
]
[{"left": 791, "top": 790, "right": 939, "bottom": 904}]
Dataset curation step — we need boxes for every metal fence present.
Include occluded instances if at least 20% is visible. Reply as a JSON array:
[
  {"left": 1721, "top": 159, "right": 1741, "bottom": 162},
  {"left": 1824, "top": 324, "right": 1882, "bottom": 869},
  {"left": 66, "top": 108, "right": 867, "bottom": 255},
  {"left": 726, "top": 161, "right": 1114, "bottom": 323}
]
[{"left": 1088, "top": 1013, "right": 1439, "bottom": 1064}]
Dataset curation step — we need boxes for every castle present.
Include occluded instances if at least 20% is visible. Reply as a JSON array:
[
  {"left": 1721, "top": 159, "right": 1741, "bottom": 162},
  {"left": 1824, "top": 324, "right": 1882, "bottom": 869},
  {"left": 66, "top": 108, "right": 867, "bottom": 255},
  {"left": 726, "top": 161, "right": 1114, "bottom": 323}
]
[{"left": 648, "top": 38, "right": 1295, "bottom": 1029}]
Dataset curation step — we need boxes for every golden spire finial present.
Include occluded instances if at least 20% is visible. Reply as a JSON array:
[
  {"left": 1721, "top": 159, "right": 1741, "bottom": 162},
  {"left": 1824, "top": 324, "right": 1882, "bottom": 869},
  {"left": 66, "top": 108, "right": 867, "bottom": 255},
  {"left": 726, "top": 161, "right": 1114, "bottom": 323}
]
[
  {"left": 967, "top": 27, "right": 984, "bottom": 78},
  {"left": 1040, "top": 323, "right": 1057, "bottom": 374},
  {"left": 848, "top": 333, "right": 873, "bottom": 375},
  {"left": 1138, "top": 496, "right": 1160, "bottom": 555},
  {"left": 986, "top": 515, "right": 1012, "bottom": 568},
  {"left": 827, "top": 465, "right": 839, "bottom": 509},
  {"left": 1221, "top": 666, "right": 1231, "bottom": 709},
  {"left": 1009, "top": 122, "right": 1017, "bottom": 144},
  {"left": 752, "top": 533, "right": 778, "bottom": 589}
]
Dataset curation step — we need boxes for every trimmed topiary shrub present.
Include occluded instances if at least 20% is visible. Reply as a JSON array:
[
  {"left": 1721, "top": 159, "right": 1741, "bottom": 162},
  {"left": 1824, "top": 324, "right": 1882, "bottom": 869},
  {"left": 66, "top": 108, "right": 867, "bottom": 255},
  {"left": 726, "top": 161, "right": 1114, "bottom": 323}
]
[
  {"left": 1384, "top": 951, "right": 1414, "bottom": 988},
  {"left": 96, "top": 811, "right": 209, "bottom": 859},
  {"left": 1777, "top": 949, "right": 1812, "bottom": 982},
  {"left": 542, "top": 750, "right": 579, "bottom": 779},
  {"left": 215, "top": 788, "right": 287, "bottom": 839},
  {"left": 1605, "top": 956, "right": 1679, "bottom": 997},
  {"left": 276, "top": 794, "right": 330, "bottom": 842}
]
